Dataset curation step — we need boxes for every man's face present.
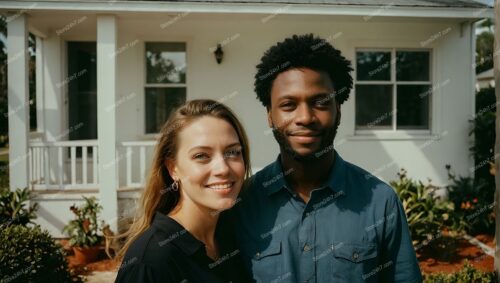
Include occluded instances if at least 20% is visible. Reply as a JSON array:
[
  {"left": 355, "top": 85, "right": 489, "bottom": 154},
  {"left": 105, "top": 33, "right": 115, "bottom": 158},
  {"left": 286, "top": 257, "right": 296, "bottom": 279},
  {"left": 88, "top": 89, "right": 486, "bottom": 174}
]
[{"left": 268, "top": 68, "right": 340, "bottom": 161}]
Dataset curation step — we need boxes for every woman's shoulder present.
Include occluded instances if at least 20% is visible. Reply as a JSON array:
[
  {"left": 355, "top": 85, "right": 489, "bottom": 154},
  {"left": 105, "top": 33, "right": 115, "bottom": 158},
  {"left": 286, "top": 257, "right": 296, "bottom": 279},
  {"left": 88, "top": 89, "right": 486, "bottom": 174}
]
[
  {"left": 123, "top": 223, "right": 182, "bottom": 264},
  {"left": 116, "top": 224, "right": 183, "bottom": 282}
]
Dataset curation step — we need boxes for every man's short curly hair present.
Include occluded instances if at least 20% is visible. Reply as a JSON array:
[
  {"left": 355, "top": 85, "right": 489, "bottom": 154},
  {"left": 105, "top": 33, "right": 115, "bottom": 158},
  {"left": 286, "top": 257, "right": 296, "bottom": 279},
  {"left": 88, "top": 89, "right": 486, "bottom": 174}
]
[{"left": 254, "top": 34, "right": 353, "bottom": 108}]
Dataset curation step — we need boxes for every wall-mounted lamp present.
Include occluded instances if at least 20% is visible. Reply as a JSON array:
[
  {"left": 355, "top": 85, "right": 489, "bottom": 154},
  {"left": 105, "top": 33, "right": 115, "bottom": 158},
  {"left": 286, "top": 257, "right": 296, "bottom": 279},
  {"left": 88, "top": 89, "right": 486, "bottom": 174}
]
[{"left": 214, "top": 44, "right": 224, "bottom": 64}]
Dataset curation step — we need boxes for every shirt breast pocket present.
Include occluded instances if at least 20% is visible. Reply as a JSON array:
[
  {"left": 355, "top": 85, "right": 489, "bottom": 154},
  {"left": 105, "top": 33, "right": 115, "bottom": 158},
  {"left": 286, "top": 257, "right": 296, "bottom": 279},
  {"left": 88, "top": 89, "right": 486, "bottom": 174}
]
[
  {"left": 331, "top": 242, "right": 379, "bottom": 283},
  {"left": 251, "top": 241, "right": 285, "bottom": 283}
]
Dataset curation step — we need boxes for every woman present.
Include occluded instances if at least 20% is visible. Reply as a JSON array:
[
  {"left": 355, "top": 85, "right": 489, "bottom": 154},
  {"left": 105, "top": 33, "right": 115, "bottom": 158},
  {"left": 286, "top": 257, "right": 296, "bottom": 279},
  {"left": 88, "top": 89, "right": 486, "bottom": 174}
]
[{"left": 114, "top": 99, "right": 252, "bottom": 282}]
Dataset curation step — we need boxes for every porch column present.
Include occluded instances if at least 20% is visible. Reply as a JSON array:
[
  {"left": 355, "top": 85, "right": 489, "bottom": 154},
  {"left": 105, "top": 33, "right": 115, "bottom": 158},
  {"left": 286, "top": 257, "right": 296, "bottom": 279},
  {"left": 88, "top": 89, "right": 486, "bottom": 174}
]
[
  {"left": 7, "top": 13, "right": 29, "bottom": 191},
  {"left": 97, "top": 15, "right": 118, "bottom": 232}
]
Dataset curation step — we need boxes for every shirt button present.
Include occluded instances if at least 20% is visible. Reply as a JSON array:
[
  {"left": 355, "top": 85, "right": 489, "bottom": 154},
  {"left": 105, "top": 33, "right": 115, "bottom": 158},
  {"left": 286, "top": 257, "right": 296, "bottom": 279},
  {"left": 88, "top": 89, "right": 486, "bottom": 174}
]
[
  {"left": 352, "top": 252, "right": 359, "bottom": 261},
  {"left": 255, "top": 252, "right": 260, "bottom": 258},
  {"left": 303, "top": 244, "right": 311, "bottom": 252}
]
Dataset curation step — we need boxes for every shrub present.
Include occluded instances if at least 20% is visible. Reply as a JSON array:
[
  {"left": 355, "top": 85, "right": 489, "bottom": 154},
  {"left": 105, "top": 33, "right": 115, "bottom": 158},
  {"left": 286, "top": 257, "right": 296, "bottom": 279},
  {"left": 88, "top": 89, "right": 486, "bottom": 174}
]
[
  {"left": 424, "top": 260, "right": 496, "bottom": 283},
  {"left": 446, "top": 165, "right": 495, "bottom": 235},
  {"left": 390, "top": 169, "right": 455, "bottom": 248},
  {"left": 0, "top": 187, "right": 38, "bottom": 227},
  {"left": 63, "top": 196, "right": 104, "bottom": 248},
  {"left": 0, "top": 224, "right": 83, "bottom": 282},
  {"left": 471, "top": 87, "right": 496, "bottom": 184}
]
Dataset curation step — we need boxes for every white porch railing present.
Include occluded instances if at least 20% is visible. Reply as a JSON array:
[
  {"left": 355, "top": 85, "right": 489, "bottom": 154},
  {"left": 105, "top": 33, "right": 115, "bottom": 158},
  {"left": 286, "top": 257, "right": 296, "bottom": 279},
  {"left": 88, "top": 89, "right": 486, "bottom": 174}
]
[
  {"left": 29, "top": 140, "right": 98, "bottom": 190},
  {"left": 28, "top": 140, "right": 158, "bottom": 190},
  {"left": 120, "top": 141, "right": 157, "bottom": 188}
]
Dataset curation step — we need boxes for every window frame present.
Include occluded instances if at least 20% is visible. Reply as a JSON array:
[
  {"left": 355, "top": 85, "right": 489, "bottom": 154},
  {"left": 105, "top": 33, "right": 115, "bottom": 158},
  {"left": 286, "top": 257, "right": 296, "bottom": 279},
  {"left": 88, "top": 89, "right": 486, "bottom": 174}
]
[
  {"left": 354, "top": 47, "right": 433, "bottom": 135},
  {"left": 142, "top": 41, "right": 188, "bottom": 136}
]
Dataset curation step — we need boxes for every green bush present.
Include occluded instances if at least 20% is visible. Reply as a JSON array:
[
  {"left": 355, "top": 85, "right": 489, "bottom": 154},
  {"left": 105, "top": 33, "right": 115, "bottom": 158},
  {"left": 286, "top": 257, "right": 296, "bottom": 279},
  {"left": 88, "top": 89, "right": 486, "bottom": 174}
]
[
  {"left": 390, "top": 169, "right": 455, "bottom": 248},
  {"left": 424, "top": 260, "right": 496, "bottom": 283},
  {"left": 63, "top": 196, "right": 104, "bottom": 248},
  {"left": 0, "top": 187, "right": 38, "bottom": 227},
  {"left": 0, "top": 224, "right": 83, "bottom": 283},
  {"left": 451, "top": 86, "right": 497, "bottom": 235},
  {"left": 471, "top": 87, "right": 496, "bottom": 184},
  {"left": 446, "top": 165, "right": 495, "bottom": 235}
]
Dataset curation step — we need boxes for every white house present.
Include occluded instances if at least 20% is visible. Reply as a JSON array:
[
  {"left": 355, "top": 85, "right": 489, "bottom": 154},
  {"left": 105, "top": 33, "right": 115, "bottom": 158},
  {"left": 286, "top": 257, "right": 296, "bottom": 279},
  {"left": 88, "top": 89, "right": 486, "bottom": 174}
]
[{"left": 0, "top": 0, "right": 493, "bottom": 237}]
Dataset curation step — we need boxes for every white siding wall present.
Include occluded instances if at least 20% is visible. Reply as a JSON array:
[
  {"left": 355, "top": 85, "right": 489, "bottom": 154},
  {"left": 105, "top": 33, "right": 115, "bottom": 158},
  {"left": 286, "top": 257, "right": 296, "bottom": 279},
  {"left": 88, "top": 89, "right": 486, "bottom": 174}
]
[{"left": 113, "top": 15, "right": 473, "bottom": 186}]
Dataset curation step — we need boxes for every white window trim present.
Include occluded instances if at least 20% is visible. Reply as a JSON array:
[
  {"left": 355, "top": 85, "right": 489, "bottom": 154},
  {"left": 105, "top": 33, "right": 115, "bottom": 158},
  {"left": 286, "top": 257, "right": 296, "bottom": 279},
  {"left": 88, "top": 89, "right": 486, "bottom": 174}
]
[
  {"left": 139, "top": 38, "right": 191, "bottom": 139},
  {"left": 355, "top": 47, "right": 432, "bottom": 134},
  {"left": 343, "top": 38, "right": 443, "bottom": 141}
]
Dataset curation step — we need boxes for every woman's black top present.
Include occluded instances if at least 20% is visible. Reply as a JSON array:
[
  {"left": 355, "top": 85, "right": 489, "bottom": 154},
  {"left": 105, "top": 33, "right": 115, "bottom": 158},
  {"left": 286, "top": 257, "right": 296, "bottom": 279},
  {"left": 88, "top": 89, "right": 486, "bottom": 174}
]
[{"left": 114, "top": 211, "right": 252, "bottom": 283}]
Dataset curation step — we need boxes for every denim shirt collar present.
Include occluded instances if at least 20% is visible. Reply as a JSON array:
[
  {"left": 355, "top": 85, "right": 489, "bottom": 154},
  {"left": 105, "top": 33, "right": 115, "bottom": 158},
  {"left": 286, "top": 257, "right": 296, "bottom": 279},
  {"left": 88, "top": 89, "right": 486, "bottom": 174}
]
[{"left": 264, "top": 150, "right": 347, "bottom": 197}]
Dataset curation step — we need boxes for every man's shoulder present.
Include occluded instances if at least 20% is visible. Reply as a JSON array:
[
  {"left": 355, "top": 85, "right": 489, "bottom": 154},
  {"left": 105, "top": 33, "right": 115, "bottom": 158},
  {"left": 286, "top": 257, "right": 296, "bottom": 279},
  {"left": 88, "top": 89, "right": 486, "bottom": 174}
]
[
  {"left": 341, "top": 158, "right": 398, "bottom": 202},
  {"left": 243, "top": 162, "right": 279, "bottom": 191}
]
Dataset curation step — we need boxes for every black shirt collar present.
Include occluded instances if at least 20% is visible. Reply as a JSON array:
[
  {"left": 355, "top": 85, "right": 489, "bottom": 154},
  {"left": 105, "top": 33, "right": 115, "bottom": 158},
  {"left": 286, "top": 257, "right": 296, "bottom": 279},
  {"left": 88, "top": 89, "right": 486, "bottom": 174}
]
[
  {"left": 151, "top": 211, "right": 204, "bottom": 256},
  {"left": 151, "top": 211, "right": 234, "bottom": 257}
]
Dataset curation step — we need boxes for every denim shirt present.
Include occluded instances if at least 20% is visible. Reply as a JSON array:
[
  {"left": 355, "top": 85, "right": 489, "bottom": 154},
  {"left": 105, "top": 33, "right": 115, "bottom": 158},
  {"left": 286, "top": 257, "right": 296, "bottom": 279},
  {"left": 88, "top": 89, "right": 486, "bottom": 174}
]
[{"left": 231, "top": 151, "right": 422, "bottom": 283}]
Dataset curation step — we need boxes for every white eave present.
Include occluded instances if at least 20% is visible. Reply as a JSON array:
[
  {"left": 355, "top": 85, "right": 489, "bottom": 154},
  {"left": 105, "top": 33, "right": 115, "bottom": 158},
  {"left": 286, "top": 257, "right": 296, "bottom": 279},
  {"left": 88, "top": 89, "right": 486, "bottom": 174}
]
[{"left": 0, "top": 0, "right": 494, "bottom": 19}]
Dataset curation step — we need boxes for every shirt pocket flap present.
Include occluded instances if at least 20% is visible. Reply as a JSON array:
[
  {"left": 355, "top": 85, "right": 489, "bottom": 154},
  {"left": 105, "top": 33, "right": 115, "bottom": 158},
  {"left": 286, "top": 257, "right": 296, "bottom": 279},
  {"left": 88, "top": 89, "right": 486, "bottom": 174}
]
[
  {"left": 333, "top": 242, "right": 377, "bottom": 263},
  {"left": 254, "top": 241, "right": 282, "bottom": 260}
]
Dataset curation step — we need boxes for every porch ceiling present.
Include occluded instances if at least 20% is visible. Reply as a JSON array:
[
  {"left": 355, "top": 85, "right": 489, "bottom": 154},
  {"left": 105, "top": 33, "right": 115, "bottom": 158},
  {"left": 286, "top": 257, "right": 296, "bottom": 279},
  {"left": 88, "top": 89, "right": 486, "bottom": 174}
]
[
  {"left": 0, "top": 0, "right": 493, "bottom": 20},
  {"left": 1, "top": 0, "right": 492, "bottom": 8}
]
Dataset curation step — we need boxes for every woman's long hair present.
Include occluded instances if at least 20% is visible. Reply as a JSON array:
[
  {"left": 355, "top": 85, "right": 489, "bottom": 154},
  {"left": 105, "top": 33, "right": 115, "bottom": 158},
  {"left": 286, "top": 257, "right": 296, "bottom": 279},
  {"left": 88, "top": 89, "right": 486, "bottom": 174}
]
[{"left": 114, "top": 99, "right": 251, "bottom": 262}]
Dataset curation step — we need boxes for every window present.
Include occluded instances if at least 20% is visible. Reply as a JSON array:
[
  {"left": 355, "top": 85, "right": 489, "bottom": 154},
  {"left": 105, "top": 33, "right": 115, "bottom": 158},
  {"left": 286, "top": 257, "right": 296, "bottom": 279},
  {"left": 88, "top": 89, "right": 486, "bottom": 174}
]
[
  {"left": 145, "top": 42, "right": 187, "bottom": 134},
  {"left": 355, "top": 49, "right": 431, "bottom": 131}
]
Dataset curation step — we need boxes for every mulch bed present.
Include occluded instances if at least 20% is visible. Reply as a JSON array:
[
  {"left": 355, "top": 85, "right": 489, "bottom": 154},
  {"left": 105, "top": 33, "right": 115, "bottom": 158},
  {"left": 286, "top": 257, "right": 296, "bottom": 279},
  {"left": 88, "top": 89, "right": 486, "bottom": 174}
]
[{"left": 417, "top": 234, "right": 494, "bottom": 274}]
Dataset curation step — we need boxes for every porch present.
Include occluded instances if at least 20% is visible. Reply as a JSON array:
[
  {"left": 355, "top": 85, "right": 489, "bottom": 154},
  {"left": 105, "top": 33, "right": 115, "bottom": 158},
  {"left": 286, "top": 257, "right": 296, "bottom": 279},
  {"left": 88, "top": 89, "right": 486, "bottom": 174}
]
[{"left": 27, "top": 140, "right": 156, "bottom": 190}]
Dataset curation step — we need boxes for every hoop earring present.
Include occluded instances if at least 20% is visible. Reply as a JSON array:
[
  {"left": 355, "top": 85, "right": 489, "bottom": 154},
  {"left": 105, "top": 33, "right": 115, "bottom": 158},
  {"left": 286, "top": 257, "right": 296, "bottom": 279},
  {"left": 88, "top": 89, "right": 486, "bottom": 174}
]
[{"left": 171, "top": 180, "right": 179, "bottom": 192}]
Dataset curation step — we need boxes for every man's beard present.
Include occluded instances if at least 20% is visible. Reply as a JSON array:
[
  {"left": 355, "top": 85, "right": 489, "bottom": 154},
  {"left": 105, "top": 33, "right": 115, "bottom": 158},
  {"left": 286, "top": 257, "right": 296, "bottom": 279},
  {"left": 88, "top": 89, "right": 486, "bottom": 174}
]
[{"left": 271, "top": 115, "right": 340, "bottom": 162}]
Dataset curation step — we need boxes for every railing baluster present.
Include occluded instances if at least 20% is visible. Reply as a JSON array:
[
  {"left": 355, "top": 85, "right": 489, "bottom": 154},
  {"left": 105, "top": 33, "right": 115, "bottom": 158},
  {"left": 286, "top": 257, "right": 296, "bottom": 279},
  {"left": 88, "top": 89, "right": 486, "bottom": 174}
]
[
  {"left": 38, "top": 147, "right": 43, "bottom": 184},
  {"left": 58, "top": 147, "right": 63, "bottom": 189},
  {"left": 93, "top": 145, "right": 98, "bottom": 185},
  {"left": 126, "top": 146, "right": 132, "bottom": 188},
  {"left": 34, "top": 147, "right": 38, "bottom": 183},
  {"left": 44, "top": 147, "right": 49, "bottom": 187},
  {"left": 83, "top": 146, "right": 88, "bottom": 185},
  {"left": 70, "top": 146, "right": 76, "bottom": 186}
]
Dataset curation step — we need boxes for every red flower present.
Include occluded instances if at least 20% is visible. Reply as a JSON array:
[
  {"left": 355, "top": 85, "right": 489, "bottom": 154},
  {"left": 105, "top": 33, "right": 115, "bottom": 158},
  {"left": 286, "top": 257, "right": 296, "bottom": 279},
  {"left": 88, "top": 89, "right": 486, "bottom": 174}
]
[{"left": 473, "top": 198, "right": 478, "bottom": 203}]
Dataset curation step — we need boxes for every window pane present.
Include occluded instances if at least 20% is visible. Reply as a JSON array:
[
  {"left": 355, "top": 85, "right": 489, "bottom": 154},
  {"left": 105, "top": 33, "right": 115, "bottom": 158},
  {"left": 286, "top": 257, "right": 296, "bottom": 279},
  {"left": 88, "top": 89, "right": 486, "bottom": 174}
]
[
  {"left": 146, "top": 42, "right": 186, "bottom": 84},
  {"left": 356, "top": 51, "right": 391, "bottom": 81},
  {"left": 396, "top": 51, "right": 430, "bottom": 81},
  {"left": 68, "top": 42, "right": 97, "bottom": 142},
  {"left": 396, "top": 85, "right": 430, "bottom": 129},
  {"left": 355, "top": 85, "right": 393, "bottom": 129},
  {"left": 145, "top": 88, "right": 186, "bottom": 133}
]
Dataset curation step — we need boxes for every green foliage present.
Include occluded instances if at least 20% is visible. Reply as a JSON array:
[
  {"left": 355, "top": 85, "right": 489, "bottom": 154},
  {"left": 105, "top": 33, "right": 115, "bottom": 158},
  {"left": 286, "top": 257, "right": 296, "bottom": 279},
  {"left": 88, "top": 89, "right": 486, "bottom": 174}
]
[
  {"left": 0, "top": 187, "right": 38, "bottom": 227},
  {"left": 472, "top": 87, "right": 496, "bottom": 178},
  {"left": 390, "top": 169, "right": 455, "bottom": 248},
  {"left": 446, "top": 166, "right": 495, "bottom": 235},
  {"left": 0, "top": 224, "right": 82, "bottom": 283},
  {"left": 63, "top": 196, "right": 104, "bottom": 248},
  {"left": 443, "top": 87, "right": 497, "bottom": 236},
  {"left": 475, "top": 31, "right": 494, "bottom": 74},
  {"left": 424, "top": 261, "right": 496, "bottom": 283}
]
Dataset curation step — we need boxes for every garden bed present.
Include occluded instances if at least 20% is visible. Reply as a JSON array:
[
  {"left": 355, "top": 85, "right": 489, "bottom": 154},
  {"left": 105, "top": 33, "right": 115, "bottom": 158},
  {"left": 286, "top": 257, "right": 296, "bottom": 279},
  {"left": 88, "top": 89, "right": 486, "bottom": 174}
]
[{"left": 418, "top": 234, "right": 494, "bottom": 274}]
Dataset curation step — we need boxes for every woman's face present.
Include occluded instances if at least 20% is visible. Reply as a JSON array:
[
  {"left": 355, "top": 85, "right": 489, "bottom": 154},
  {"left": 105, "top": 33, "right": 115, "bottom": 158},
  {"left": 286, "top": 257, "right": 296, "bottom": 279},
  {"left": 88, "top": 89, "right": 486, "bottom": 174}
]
[{"left": 167, "top": 116, "right": 245, "bottom": 213}]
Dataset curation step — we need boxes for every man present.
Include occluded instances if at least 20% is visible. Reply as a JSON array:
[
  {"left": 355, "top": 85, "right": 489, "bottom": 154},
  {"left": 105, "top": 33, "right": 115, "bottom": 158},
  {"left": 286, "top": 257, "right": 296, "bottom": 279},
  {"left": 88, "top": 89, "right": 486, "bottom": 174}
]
[{"left": 231, "top": 34, "right": 422, "bottom": 282}]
